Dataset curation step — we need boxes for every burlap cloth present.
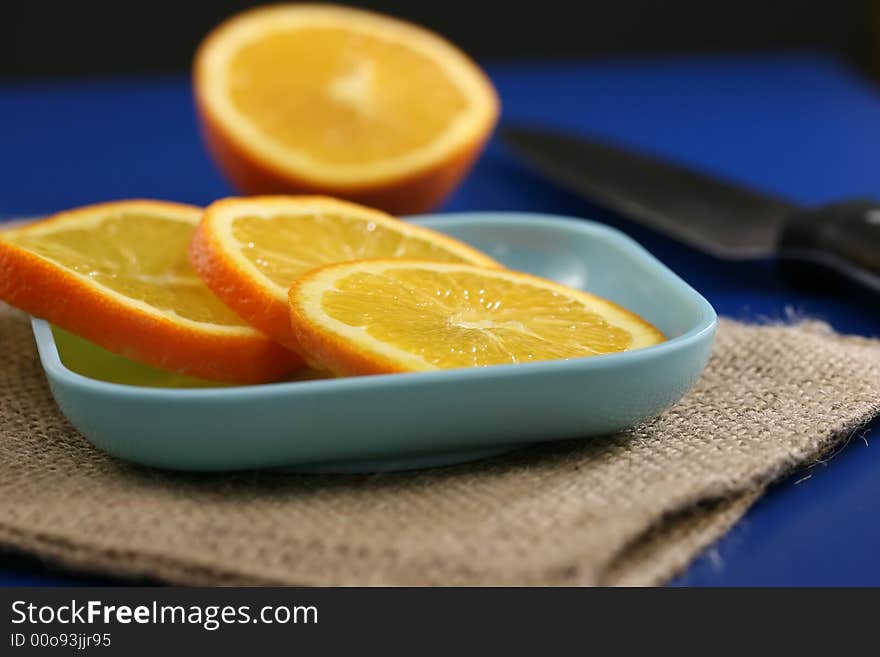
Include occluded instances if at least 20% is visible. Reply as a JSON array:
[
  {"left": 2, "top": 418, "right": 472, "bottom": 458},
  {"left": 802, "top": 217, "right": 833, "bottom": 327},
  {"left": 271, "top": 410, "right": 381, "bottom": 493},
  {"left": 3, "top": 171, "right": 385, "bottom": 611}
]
[{"left": 0, "top": 303, "right": 878, "bottom": 586}]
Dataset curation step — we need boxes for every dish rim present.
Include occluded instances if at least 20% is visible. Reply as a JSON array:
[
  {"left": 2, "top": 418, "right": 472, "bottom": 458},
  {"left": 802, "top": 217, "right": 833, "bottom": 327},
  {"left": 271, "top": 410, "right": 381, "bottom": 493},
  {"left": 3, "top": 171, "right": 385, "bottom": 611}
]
[{"left": 30, "top": 212, "right": 717, "bottom": 400}]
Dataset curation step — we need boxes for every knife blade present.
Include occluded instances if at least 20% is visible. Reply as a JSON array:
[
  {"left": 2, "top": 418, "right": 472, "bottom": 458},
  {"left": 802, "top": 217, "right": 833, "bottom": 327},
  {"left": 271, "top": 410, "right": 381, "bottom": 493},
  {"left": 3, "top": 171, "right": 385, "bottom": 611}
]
[{"left": 502, "top": 125, "right": 880, "bottom": 290}]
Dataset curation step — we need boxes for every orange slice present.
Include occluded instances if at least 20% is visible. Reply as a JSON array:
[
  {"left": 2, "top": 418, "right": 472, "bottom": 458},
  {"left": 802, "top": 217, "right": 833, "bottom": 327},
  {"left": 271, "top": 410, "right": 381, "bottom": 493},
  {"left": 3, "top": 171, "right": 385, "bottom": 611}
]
[
  {"left": 189, "top": 195, "right": 499, "bottom": 354},
  {"left": 0, "top": 200, "right": 298, "bottom": 383},
  {"left": 288, "top": 259, "right": 666, "bottom": 376},
  {"left": 193, "top": 4, "right": 500, "bottom": 214}
]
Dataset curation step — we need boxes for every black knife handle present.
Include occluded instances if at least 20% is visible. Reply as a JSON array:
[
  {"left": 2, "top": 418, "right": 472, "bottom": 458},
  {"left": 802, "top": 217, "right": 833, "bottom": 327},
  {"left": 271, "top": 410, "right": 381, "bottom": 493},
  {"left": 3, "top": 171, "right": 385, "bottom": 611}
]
[{"left": 777, "top": 200, "right": 880, "bottom": 292}]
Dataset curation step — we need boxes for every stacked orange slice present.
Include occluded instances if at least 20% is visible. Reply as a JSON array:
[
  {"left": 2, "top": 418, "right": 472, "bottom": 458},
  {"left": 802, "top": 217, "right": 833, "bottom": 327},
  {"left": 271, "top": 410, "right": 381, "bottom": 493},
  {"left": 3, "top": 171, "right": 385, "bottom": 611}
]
[
  {"left": 0, "top": 201, "right": 297, "bottom": 383},
  {"left": 288, "top": 260, "right": 666, "bottom": 375}
]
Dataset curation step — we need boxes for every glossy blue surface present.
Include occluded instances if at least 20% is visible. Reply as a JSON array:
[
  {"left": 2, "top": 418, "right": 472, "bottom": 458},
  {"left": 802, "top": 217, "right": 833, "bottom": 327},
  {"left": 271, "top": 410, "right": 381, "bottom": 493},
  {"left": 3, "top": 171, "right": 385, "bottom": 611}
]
[{"left": 1, "top": 52, "right": 878, "bottom": 585}]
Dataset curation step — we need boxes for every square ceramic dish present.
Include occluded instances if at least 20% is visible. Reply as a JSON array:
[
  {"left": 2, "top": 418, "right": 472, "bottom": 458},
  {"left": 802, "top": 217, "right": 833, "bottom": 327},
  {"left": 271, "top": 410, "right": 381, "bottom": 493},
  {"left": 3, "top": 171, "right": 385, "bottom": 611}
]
[{"left": 31, "top": 212, "right": 716, "bottom": 472}]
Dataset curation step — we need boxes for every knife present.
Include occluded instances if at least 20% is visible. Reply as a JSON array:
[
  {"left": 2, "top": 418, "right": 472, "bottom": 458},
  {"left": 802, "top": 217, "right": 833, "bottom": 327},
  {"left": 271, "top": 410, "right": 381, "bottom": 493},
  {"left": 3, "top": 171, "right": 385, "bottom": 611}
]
[{"left": 502, "top": 125, "right": 880, "bottom": 291}]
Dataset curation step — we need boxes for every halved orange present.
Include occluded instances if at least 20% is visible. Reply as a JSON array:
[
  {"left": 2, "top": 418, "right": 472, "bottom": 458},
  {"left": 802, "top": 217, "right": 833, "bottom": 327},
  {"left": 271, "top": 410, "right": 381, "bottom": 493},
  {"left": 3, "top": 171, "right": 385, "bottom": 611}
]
[
  {"left": 288, "top": 259, "right": 666, "bottom": 376},
  {"left": 193, "top": 4, "right": 500, "bottom": 214},
  {"left": 0, "top": 200, "right": 299, "bottom": 383},
  {"left": 188, "top": 195, "right": 499, "bottom": 353}
]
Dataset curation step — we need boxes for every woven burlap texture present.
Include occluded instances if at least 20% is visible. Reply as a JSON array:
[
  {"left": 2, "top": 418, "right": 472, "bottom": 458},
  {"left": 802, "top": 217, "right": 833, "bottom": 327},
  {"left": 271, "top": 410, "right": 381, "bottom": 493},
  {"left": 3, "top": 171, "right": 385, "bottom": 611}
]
[{"left": 1, "top": 304, "right": 878, "bottom": 586}]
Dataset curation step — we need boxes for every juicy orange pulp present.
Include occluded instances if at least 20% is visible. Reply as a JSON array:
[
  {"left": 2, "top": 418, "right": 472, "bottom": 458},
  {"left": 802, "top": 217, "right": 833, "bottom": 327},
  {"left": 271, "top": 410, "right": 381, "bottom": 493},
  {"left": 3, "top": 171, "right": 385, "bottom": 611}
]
[
  {"left": 227, "top": 27, "right": 470, "bottom": 166},
  {"left": 289, "top": 260, "right": 666, "bottom": 375}
]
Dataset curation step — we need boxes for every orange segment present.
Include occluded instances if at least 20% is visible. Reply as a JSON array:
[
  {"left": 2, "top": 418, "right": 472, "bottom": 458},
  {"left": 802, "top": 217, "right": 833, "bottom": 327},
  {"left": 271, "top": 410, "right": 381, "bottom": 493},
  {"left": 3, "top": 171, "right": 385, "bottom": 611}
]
[
  {"left": 288, "top": 260, "right": 666, "bottom": 376},
  {"left": 0, "top": 200, "right": 299, "bottom": 383},
  {"left": 194, "top": 4, "right": 500, "bottom": 213},
  {"left": 188, "top": 195, "right": 500, "bottom": 352}
]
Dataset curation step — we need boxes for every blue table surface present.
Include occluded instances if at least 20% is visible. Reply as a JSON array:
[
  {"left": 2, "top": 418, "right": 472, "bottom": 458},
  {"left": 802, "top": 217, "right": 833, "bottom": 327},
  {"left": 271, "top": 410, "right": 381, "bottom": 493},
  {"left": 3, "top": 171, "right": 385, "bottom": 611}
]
[{"left": 1, "top": 52, "right": 879, "bottom": 586}]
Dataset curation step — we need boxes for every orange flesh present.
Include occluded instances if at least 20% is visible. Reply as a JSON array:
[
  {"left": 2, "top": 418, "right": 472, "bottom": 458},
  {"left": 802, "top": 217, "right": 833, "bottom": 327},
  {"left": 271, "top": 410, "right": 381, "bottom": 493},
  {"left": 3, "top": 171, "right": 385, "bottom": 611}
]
[
  {"left": 230, "top": 212, "right": 488, "bottom": 290},
  {"left": 227, "top": 27, "right": 470, "bottom": 165},
  {"left": 7, "top": 213, "right": 244, "bottom": 326},
  {"left": 322, "top": 268, "right": 636, "bottom": 368}
]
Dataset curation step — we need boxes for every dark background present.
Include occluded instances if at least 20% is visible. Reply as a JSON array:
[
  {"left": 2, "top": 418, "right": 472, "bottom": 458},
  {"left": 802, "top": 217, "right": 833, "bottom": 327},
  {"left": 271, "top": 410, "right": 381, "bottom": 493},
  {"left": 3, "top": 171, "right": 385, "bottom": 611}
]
[{"left": 1, "top": 0, "right": 877, "bottom": 79}]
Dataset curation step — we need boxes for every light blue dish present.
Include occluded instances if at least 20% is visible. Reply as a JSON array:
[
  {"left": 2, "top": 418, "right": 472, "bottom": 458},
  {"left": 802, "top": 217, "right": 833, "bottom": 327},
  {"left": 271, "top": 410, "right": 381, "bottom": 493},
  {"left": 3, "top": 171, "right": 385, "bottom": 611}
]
[{"left": 30, "top": 212, "right": 716, "bottom": 472}]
